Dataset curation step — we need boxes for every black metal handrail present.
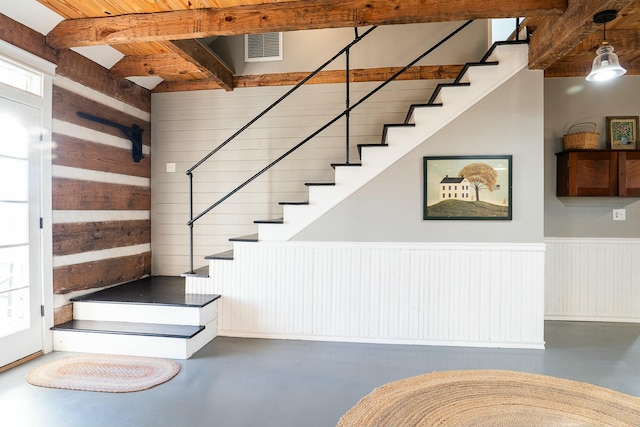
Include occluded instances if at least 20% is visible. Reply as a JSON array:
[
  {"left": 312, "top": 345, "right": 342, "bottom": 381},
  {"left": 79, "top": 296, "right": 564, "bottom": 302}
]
[{"left": 186, "top": 20, "right": 474, "bottom": 273}]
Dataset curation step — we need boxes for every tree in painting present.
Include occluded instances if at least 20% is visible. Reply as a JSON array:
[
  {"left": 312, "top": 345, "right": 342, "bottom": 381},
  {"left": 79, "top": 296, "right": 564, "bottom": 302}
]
[{"left": 459, "top": 162, "right": 497, "bottom": 202}]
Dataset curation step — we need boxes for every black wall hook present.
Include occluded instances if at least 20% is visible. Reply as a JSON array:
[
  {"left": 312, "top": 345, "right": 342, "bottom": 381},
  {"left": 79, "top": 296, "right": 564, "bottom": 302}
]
[{"left": 76, "top": 111, "right": 144, "bottom": 162}]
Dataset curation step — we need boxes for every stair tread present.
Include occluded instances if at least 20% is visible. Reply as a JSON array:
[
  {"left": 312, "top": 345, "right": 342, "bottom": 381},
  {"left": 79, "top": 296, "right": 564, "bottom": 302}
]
[
  {"left": 330, "top": 163, "right": 362, "bottom": 168},
  {"left": 70, "top": 276, "right": 219, "bottom": 308},
  {"left": 279, "top": 201, "right": 309, "bottom": 205},
  {"left": 254, "top": 218, "right": 284, "bottom": 224},
  {"left": 52, "top": 319, "right": 204, "bottom": 339},
  {"left": 205, "top": 249, "right": 234, "bottom": 260},
  {"left": 305, "top": 182, "right": 335, "bottom": 186},
  {"left": 229, "top": 233, "right": 259, "bottom": 242}
]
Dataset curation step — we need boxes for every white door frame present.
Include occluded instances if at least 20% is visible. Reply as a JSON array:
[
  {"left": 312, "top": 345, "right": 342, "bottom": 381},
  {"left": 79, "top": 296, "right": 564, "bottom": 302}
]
[{"left": 0, "top": 40, "right": 55, "bottom": 359}]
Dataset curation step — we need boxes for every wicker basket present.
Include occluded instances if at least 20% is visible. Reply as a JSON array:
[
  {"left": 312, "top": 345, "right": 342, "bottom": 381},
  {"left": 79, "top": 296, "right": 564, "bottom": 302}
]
[{"left": 563, "top": 122, "right": 599, "bottom": 150}]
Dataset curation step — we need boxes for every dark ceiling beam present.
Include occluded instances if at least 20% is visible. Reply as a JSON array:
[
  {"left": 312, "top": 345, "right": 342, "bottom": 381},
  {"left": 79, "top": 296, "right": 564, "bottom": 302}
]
[
  {"left": 168, "top": 40, "right": 234, "bottom": 91},
  {"left": 528, "top": 0, "right": 635, "bottom": 69},
  {"left": 46, "top": 0, "right": 567, "bottom": 49}
]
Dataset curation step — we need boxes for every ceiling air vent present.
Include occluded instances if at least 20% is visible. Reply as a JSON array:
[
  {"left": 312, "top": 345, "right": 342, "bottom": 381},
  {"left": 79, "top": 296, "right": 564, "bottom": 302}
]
[{"left": 245, "top": 32, "right": 283, "bottom": 62}]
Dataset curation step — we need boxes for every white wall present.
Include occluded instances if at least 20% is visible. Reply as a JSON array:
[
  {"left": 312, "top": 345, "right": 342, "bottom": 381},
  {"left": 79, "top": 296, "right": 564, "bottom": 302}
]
[
  {"left": 295, "top": 67, "right": 544, "bottom": 242},
  {"left": 544, "top": 76, "right": 640, "bottom": 238}
]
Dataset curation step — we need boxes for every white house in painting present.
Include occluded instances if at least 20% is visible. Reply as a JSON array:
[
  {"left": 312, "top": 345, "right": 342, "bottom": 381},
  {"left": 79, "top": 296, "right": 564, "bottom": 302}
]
[{"left": 439, "top": 175, "right": 472, "bottom": 201}]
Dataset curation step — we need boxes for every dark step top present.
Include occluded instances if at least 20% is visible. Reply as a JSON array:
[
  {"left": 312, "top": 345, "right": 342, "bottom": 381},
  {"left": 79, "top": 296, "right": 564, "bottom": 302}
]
[
  {"left": 330, "top": 163, "right": 361, "bottom": 169},
  {"left": 304, "top": 182, "right": 335, "bottom": 186},
  {"left": 229, "top": 233, "right": 259, "bottom": 242},
  {"left": 205, "top": 249, "right": 234, "bottom": 260},
  {"left": 52, "top": 320, "right": 204, "bottom": 339},
  {"left": 254, "top": 218, "right": 284, "bottom": 224},
  {"left": 70, "top": 276, "right": 219, "bottom": 308},
  {"left": 279, "top": 201, "right": 309, "bottom": 205}
]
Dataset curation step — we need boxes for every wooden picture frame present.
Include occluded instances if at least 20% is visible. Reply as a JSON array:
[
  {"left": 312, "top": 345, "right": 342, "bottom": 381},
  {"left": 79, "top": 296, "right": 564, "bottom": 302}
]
[
  {"left": 606, "top": 116, "right": 639, "bottom": 149},
  {"left": 423, "top": 155, "right": 512, "bottom": 220}
]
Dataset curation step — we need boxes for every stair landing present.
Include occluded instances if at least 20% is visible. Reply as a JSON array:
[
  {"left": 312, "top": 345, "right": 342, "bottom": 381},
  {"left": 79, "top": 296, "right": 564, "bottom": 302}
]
[
  {"left": 52, "top": 276, "right": 220, "bottom": 359},
  {"left": 70, "top": 276, "right": 217, "bottom": 307}
]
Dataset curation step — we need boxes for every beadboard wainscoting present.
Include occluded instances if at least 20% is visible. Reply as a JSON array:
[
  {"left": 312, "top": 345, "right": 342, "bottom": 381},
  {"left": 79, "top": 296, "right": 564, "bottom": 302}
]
[
  {"left": 188, "top": 242, "right": 546, "bottom": 349},
  {"left": 545, "top": 238, "right": 640, "bottom": 322}
]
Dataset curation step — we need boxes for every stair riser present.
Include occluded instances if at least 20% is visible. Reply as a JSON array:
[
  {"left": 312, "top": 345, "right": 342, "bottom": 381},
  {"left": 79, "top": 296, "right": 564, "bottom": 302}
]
[
  {"left": 458, "top": 65, "right": 500, "bottom": 84},
  {"left": 73, "top": 301, "right": 217, "bottom": 326},
  {"left": 52, "top": 318, "right": 218, "bottom": 360}
]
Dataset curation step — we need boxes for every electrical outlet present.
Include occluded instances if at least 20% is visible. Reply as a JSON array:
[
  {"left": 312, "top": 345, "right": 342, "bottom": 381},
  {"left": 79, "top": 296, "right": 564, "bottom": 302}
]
[
  {"left": 166, "top": 163, "right": 176, "bottom": 173},
  {"left": 613, "top": 209, "right": 626, "bottom": 221}
]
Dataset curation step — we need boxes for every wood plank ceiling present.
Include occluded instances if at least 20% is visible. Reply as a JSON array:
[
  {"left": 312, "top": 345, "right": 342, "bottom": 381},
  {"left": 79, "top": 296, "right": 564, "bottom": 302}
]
[{"left": 37, "top": 0, "right": 640, "bottom": 92}]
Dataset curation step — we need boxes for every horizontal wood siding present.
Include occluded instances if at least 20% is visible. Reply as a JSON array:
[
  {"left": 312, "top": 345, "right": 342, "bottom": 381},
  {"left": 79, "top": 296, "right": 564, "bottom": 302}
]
[
  {"left": 54, "top": 304, "right": 73, "bottom": 325},
  {"left": 152, "top": 80, "right": 441, "bottom": 275},
  {"left": 53, "top": 252, "right": 152, "bottom": 294},
  {"left": 50, "top": 55, "right": 151, "bottom": 314},
  {"left": 53, "top": 178, "right": 151, "bottom": 210},
  {"left": 53, "top": 220, "right": 151, "bottom": 256},
  {"left": 53, "top": 86, "right": 151, "bottom": 147},
  {"left": 52, "top": 133, "right": 151, "bottom": 177}
]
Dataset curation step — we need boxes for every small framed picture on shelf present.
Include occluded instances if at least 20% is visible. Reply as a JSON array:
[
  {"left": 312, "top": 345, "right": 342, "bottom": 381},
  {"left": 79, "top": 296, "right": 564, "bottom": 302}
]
[{"left": 606, "top": 116, "right": 639, "bottom": 149}]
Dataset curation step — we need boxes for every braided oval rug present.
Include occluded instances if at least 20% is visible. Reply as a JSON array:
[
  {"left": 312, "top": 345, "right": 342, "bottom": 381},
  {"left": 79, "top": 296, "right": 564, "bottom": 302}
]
[
  {"left": 337, "top": 370, "right": 640, "bottom": 427},
  {"left": 26, "top": 354, "right": 180, "bottom": 393}
]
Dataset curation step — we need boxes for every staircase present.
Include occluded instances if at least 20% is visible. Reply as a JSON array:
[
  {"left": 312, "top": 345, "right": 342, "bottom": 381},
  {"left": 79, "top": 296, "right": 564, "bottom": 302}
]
[
  {"left": 180, "top": 41, "right": 542, "bottom": 347},
  {"left": 188, "top": 41, "right": 529, "bottom": 259},
  {"left": 52, "top": 276, "right": 219, "bottom": 359}
]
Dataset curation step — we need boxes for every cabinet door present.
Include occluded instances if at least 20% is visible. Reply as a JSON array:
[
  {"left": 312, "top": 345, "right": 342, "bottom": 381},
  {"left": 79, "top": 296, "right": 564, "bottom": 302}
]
[
  {"left": 619, "top": 151, "right": 640, "bottom": 196},
  {"left": 557, "top": 151, "right": 617, "bottom": 196}
]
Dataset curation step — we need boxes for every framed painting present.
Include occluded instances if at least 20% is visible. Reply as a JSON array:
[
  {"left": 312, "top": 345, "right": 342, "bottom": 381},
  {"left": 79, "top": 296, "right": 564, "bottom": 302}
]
[
  {"left": 606, "top": 116, "right": 638, "bottom": 149},
  {"left": 423, "top": 155, "right": 512, "bottom": 220}
]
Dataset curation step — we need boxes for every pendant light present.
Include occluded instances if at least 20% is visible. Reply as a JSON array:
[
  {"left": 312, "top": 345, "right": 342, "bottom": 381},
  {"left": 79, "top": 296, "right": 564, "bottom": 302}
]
[{"left": 586, "top": 10, "right": 626, "bottom": 82}]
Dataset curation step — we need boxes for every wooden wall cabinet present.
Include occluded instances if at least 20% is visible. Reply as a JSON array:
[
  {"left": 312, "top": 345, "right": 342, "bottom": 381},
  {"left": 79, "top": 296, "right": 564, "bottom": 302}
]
[{"left": 556, "top": 150, "right": 640, "bottom": 197}]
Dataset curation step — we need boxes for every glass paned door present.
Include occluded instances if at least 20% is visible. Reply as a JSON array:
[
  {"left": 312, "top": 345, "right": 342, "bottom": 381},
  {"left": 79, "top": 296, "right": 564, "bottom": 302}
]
[{"left": 0, "top": 96, "right": 43, "bottom": 367}]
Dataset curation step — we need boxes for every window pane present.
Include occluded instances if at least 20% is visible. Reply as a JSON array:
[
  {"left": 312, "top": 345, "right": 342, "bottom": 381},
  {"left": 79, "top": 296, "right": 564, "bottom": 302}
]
[
  {"left": 0, "top": 203, "right": 28, "bottom": 246},
  {"left": 0, "top": 157, "right": 28, "bottom": 201},
  {"left": 0, "top": 246, "right": 28, "bottom": 293},
  {"left": 0, "top": 287, "right": 30, "bottom": 337},
  {"left": 0, "top": 113, "right": 29, "bottom": 158}
]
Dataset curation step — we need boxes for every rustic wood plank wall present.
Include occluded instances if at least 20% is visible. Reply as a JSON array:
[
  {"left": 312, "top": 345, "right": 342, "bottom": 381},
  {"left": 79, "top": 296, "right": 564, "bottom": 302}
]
[
  {"left": 51, "top": 77, "right": 152, "bottom": 322},
  {"left": 0, "top": 13, "right": 152, "bottom": 325}
]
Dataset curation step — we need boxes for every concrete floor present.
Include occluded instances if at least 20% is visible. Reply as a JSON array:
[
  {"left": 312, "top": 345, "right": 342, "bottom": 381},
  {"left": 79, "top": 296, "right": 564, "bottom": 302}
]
[{"left": 2, "top": 320, "right": 640, "bottom": 427}]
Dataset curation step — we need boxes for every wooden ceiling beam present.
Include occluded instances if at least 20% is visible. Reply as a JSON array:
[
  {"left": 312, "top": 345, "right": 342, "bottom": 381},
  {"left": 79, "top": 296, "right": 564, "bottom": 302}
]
[
  {"left": 168, "top": 40, "right": 234, "bottom": 91},
  {"left": 528, "top": 0, "right": 635, "bottom": 69},
  {"left": 46, "top": 0, "right": 567, "bottom": 49},
  {"left": 109, "top": 52, "right": 205, "bottom": 78},
  {"left": 560, "top": 28, "right": 640, "bottom": 54},
  {"left": 152, "top": 64, "right": 465, "bottom": 92}
]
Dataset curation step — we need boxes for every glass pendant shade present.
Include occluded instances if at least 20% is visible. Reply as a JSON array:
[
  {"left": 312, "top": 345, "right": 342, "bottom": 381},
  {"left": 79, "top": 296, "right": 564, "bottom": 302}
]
[{"left": 586, "top": 42, "right": 627, "bottom": 82}]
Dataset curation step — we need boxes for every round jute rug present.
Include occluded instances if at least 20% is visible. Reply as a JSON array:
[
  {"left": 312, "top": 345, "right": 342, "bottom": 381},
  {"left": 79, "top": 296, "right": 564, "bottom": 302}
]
[
  {"left": 337, "top": 370, "right": 640, "bottom": 427},
  {"left": 26, "top": 354, "right": 180, "bottom": 393}
]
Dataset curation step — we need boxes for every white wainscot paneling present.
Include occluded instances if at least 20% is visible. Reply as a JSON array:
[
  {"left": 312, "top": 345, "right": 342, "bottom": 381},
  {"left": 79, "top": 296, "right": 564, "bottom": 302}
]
[
  {"left": 188, "top": 242, "right": 546, "bottom": 349},
  {"left": 545, "top": 238, "right": 640, "bottom": 322}
]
